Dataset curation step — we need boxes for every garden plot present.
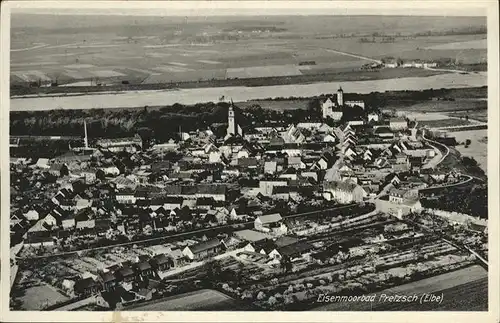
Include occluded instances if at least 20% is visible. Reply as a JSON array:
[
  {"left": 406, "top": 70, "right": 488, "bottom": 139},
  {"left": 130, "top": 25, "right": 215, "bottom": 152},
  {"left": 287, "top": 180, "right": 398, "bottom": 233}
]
[{"left": 19, "top": 283, "right": 70, "bottom": 310}]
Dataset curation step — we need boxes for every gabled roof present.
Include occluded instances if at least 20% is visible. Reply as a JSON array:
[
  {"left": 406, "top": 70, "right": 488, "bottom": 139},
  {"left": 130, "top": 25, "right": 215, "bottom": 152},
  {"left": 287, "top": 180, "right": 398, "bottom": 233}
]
[
  {"left": 277, "top": 241, "right": 314, "bottom": 257},
  {"left": 324, "top": 181, "right": 363, "bottom": 193},
  {"left": 188, "top": 238, "right": 223, "bottom": 254},
  {"left": 257, "top": 213, "right": 282, "bottom": 224}
]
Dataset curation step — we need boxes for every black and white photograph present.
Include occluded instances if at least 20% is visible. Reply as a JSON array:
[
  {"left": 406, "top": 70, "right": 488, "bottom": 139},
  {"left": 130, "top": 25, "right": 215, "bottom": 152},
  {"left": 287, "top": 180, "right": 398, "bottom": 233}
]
[{"left": 2, "top": 1, "right": 498, "bottom": 321}]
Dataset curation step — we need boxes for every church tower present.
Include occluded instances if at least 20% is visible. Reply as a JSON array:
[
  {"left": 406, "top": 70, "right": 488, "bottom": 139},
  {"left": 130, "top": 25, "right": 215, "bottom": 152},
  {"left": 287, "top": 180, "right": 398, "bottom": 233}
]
[
  {"left": 83, "top": 120, "right": 89, "bottom": 149},
  {"left": 227, "top": 104, "right": 236, "bottom": 136},
  {"left": 337, "top": 86, "right": 344, "bottom": 106}
]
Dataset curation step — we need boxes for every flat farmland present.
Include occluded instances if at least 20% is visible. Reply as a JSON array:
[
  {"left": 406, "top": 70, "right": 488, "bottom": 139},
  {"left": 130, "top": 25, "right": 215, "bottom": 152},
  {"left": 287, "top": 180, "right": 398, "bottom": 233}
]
[
  {"left": 314, "top": 265, "right": 487, "bottom": 311},
  {"left": 11, "top": 14, "right": 486, "bottom": 88},
  {"left": 124, "top": 289, "right": 248, "bottom": 311},
  {"left": 398, "top": 99, "right": 487, "bottom": 113}
]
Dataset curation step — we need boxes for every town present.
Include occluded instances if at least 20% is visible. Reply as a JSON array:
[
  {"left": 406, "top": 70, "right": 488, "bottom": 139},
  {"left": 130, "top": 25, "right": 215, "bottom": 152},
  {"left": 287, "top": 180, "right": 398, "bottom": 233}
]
[{"left": 9, "top": 86, "right": 488, "bottom": 311}]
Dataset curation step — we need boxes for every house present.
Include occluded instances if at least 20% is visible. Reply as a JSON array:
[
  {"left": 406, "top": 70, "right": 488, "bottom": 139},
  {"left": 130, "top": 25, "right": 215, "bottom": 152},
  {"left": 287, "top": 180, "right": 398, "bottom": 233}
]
[
  {"left": 389, "top": 118, "right": 408, "bottom": 131},
  {"left": 409, "top": 156, "right": 424, "bottom": 172},
  {"left": 116, "top": 189, "right": 137, "bottom": 204},
  {"left": 24, "top": 209, "right": 40, "bottom": 221},
  {"left": 323, "top": 133, "right": 337, "bottom": 143},
  {"left": 287, "top": 156, "right": 306, "bottom": 170},
  {"left": 323, "top": 181, "right": 367, "bottom": 204},
  {"left": 61, "top": 213, "right": 76, "bottom": 230},
  {"left": 367, "top": 112, "right": 380, "bottom": 122},
  {"left": 35, "top": 158, "right": 50, "bottom": 169},
  {"left": 234, "top": 229, "right": 270, "bottom": 243},
  {"left": 149, "top": 254, "right": 174, "bottom": 272},
  {"left": 182, "top": 238, "right": 226, "bottom": 261},
  {"left": 100, "top": 272, "right": 117, "bottom": 291},
  {"left": 271, "top": 241, "right": 315, "bottom": 260},
  {"left": 101, "top": 166, "right": 121, "bottom": 176},
  {"left": 264, "top": 161, "right": 278, "bottom": 174},
  {"left": 24, "top": 236, "right": 54, "bottom": 248},
  {"left": 49, "top": 163, "right": 65, "bottom": 177},
  {"left": 135, "top": 261, "right": 154, "bottom": 279},
  {"left": 312, "top": 152, "right": 336, "bottom": 170},
  {"left": 375, "top": 195, "right": 422, "bottom": 219},
  {"left": 74, "top": 277, "right": 102, "bottom": 297},
  {"left": 254, "top": 213, "right": 287, "bottom": 235},
  {"left": 116, "top": 266, "right": 136, "bottom": 283},
  {"left": 259, "top": 180, "right": 288, "bottom": 196},
  {"left": 374, "top": 127, "right": 394, "bottom": 139}
]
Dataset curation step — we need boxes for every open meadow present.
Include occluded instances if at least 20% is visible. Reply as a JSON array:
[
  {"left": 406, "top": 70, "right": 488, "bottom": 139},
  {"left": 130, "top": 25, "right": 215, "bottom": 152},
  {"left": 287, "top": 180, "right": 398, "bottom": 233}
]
[
  {"left": 11, "top": 14, "right": 486, "bottom": 88},
  {"left": 452, "top": 130, "right": 488, "bottom": 172}
]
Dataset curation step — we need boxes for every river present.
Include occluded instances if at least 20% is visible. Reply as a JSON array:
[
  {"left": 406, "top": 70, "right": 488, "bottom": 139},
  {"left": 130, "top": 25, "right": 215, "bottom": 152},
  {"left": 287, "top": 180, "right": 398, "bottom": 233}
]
[{"left": 10, "top": 72, "right": 487, "bottom": 111}]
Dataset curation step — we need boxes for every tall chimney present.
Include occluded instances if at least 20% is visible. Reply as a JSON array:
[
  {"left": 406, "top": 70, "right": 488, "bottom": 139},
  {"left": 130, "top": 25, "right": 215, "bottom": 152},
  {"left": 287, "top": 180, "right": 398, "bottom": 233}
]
[{"left": 84, "top": 120, "right": 89, "bottom": 149}]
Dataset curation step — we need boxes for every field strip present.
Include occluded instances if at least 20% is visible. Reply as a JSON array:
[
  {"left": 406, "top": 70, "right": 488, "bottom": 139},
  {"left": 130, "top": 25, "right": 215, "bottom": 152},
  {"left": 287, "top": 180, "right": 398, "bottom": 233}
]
[
  {"left": 11, "top": 43, "right": 48, "bottom": 52},
  {"left": 313, "top": 265, "right": 487, "bottom": 310},
  {"left": 11, "top": 62, "right": 59, "bottom": 67}
]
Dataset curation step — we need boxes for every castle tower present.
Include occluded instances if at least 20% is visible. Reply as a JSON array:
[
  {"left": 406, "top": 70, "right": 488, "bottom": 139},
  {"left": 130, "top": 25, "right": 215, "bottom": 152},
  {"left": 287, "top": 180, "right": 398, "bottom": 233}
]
[
  {"left": 83, "top": 120, "right": 89, "bottom": 149},
  {"left": 337, "top": 87, "right": 344, "bottom": 106}
]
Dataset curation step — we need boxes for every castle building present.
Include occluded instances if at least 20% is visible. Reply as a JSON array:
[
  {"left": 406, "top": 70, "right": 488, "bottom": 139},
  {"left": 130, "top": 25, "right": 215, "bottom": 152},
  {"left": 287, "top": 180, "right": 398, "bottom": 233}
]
[{"left": 322, "top": 86, "right": 366, "bottom": 121}]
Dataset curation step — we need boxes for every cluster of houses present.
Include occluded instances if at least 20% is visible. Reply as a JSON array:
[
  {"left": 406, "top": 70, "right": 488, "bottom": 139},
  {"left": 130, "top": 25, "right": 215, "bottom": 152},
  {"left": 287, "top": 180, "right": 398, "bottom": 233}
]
[
  {"left": 10, "top": 87, "right": 459, "bottom": 252},
  {"left": 383, "top": 58, "right": 438, "bottom": 69}
]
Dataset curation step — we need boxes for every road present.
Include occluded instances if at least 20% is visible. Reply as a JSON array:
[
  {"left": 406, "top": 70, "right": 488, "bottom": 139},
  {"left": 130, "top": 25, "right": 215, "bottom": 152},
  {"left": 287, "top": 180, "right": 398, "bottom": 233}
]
[
  {"left": 421, "top": 129, "right": 450, "bottom": 167},
  {"left": 321, "top": 48, "right": 382, "bottom": 64},
  {"left": 15, "top": 204, "right": 358, "bottom": 260}
]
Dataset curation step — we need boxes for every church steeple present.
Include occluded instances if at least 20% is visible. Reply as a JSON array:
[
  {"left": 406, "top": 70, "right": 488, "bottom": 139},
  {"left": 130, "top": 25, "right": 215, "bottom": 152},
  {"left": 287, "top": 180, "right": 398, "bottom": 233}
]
[{"left": 337, "top": 86, "right": 344, "bottom": 106}]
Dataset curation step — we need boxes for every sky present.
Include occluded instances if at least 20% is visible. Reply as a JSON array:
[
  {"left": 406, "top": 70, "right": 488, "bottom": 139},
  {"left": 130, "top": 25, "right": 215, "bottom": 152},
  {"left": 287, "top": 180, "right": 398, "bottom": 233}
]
[{"left": 9, "top": 1, "right": 487, "bottom": 17}]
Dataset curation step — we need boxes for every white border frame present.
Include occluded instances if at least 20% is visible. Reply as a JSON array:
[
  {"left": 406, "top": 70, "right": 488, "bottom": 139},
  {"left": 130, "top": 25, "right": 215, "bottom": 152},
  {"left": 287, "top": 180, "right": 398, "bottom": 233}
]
[{"left": 1, "top": 1, "right": 498, "bottom": 322}]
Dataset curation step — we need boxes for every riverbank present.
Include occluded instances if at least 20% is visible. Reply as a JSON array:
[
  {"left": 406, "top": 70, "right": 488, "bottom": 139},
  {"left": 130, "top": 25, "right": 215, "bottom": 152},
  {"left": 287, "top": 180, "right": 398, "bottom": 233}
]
[
  {"left": 10, "top": 72, "right": 487, "bottom": 111},
  {"left": 10, "top": 67, "right": 447, "bottom": 97}
]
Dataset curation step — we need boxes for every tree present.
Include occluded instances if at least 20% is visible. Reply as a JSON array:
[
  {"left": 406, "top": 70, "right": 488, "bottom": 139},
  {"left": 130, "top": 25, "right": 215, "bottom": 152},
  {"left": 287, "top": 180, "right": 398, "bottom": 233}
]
[
  {"left": 96, "top": 169, "right": 106, "bottom": 181},
  {"left": 465, "top": 139, "right": 472, "bottom": 146},
  {"left": 280, "top": 255, "right": 293, "bottom": 273},
  {"left": 60, "top": 164, "right": 69, "bottom": 177}
]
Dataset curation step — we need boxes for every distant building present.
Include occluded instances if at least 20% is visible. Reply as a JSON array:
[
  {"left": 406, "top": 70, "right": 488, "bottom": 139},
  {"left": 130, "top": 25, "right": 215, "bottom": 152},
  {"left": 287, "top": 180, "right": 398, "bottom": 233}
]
[
  {"left": 254, "top": 213, "right": 287, "bottom": 235},
  {"left": 323, "top": 181, "right": 367, "bottom": 204},
  {"left": 389, "top": 118, "right": 408, "bottom": 131},
  {"left": 182, "top": 238, "right": 226, "bottom": 261}
]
